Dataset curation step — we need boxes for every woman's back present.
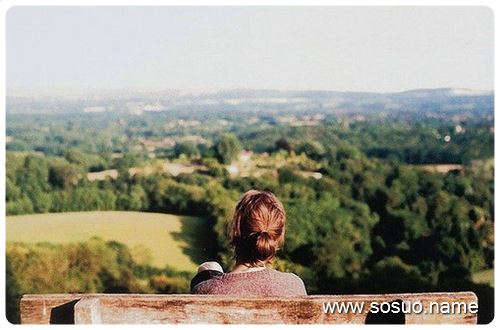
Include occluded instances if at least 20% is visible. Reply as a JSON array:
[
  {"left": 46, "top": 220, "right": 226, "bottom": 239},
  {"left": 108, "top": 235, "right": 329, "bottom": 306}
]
[
  {"left": 193, "top": 190, "right": 307, "bottom": 297},
  {"left": 192, "top": 268, "right": 307, "bottom": 296}
]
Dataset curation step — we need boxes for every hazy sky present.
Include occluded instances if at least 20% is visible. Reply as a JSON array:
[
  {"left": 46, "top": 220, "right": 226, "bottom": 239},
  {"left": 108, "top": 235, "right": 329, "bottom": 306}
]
[{"left": 6, "top": 6, "right": 494, "bottom": 93}]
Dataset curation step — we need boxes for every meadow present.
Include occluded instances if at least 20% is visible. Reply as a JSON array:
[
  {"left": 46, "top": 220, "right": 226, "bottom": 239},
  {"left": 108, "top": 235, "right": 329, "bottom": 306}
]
[{"left": 6, "top": 211, "right": 208, "bottom": 272}]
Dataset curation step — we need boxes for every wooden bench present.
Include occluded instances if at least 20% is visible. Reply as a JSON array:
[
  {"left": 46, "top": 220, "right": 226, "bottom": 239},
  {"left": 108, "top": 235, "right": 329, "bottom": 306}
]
[{"left": 20, "top": 292, "right": 478, "bottom": 324}]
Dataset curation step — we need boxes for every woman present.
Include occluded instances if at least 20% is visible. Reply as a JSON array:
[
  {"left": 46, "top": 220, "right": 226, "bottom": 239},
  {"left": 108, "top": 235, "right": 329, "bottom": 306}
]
[{"left": 193, "top": 190, "right": 307, "bottom": 296}]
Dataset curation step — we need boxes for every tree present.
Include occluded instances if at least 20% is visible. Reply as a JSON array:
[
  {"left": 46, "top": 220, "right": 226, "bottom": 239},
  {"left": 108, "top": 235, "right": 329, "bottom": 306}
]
[
  {"left": 278, "top": 166, "right": 304, "bottom": 185},
  {"left": 275, "top": 138, "right": 293, "bottom": 153},
  {"left": 6, "top": 194, "right": 34, "bottom": 215},
  {"left": 203, "top": 158, "right": 228, "bottom": 177},
  {"left": 284, "top": 197, "right": 378, "bottom": 280},
  {"left": 116, "top": 185, "right": 148, "bottom": 210},
  {"left": 296, "top": 140, "right": 325, "bottom": 161},
  {"left": 16, "top": 155, "right": 50, "bottom": 192},
  {"left": 6, "top": 177, "right": 21, "bottom": 202},
  {"left": 65, "top": 148, "right": 87, "bottom": 166},
  {"left": 49, "top": 161, "right": 82, "bottom": 188},
  {"left": 29, "top": 187, "right": 52, "bottom": 213},
  {"left": 174, "top": 142, "right": 200, "bottom": 159},
  {"left": 215, "top": 133, "right": 241, "bottom": 164}
]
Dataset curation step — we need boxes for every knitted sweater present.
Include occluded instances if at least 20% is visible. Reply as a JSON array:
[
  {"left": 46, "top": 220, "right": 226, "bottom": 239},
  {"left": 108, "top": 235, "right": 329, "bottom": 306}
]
[{"left": 192, "top": 267, "right": 307, "bottom": 296}]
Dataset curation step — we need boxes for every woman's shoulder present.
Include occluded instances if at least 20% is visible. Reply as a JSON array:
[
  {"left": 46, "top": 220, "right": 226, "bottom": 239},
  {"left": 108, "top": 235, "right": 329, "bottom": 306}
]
[
  {"left": 267, "top": 268, "right": 308, "bottom": 294},
  {"left": 268, "top": 268, "right": 304, "bottom": 282}
]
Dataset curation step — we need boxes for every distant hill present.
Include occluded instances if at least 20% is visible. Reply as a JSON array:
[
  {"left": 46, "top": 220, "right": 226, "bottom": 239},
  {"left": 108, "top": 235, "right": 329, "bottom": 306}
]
[{"left": 6, "top": 88, "right": 493, "bottom": 115}]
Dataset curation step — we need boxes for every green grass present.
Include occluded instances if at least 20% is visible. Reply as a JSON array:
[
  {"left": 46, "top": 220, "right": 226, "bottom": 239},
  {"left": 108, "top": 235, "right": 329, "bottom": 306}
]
[
  {"left": 472, "top": 269, "right": 494, "bottom": 287},
  {"left": 6, "top": 211, "right": 214, "bottom": 272}
]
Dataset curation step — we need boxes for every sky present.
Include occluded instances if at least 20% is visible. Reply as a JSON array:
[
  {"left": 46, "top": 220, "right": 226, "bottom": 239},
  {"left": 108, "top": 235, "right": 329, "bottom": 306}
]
[{"left": 6, "top": 6, "right": 494, "bottom": 94}]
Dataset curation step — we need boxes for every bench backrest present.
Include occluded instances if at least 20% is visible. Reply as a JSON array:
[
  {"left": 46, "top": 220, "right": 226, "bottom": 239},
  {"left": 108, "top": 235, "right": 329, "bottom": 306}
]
[{"left": 20, "top": 292, "right": 478, "bottom": 324}]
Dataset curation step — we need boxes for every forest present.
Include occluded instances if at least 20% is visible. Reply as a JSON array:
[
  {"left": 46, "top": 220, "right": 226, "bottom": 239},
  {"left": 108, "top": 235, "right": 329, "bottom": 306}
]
[{"left": 5, "top": 90, "right": 494, "bottom": 323}]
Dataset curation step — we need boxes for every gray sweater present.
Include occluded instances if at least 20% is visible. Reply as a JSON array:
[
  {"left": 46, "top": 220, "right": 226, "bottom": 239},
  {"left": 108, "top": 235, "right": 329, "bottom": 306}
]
[{"left": 192, "top": 267, "right": 307, "bottom": 296}]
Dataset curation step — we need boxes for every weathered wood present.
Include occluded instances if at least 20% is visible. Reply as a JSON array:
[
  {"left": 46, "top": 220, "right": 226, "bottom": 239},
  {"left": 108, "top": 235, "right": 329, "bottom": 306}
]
[
  {"left": 20, "top": 292, "right": 478, "bottom": 324},
  {"left": 20, "top": 294, "right": 83, "bottom": 324}
]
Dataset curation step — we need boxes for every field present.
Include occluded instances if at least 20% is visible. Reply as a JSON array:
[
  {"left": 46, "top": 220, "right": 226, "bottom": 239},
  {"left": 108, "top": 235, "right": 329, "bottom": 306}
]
[{"left": 6, "top": 211, "right": 213, "bottom": 272}]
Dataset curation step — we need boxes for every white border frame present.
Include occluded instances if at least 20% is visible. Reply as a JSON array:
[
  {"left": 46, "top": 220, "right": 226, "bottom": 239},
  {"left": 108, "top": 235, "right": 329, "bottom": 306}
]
[{"left": 0, "top": 1, "right": 496, "bottom": 329}]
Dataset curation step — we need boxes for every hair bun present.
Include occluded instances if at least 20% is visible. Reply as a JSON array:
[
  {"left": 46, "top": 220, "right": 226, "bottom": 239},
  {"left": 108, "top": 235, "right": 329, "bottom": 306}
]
[{"left": 255, "top": 231, "right": 275, "bottom": 261}]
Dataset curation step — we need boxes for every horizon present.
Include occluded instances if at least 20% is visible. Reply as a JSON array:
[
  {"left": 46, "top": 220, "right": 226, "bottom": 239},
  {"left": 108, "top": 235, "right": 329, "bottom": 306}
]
[
  {"left": 7, "top": 6, "right": 493, "bottom": 94},
  {"left": 6, "top": 86, "right": 495, "bottom": 99}
]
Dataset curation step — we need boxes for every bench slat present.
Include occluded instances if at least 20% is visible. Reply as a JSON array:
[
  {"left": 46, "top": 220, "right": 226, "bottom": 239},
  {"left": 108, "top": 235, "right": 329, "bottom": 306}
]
[{"left": 20, "top": 292, "right": 478, "bottom": 324}]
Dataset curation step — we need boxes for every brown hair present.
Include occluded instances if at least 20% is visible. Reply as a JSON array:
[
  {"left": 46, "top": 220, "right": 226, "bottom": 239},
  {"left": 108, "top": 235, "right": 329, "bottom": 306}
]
[{"left": 229, "top": 190, "right": 286, "bottom": 266}]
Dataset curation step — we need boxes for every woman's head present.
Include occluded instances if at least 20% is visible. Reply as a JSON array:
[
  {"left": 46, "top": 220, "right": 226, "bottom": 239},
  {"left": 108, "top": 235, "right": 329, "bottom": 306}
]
[{"left": 229, "top": 190, "right": 286, "bottom": 266}]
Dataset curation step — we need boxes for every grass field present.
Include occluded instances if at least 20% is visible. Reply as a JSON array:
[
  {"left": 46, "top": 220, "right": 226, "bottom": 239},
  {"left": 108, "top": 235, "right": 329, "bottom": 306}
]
[{"left": 6, "top": 211, "right": 215, "bottom": 272}]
